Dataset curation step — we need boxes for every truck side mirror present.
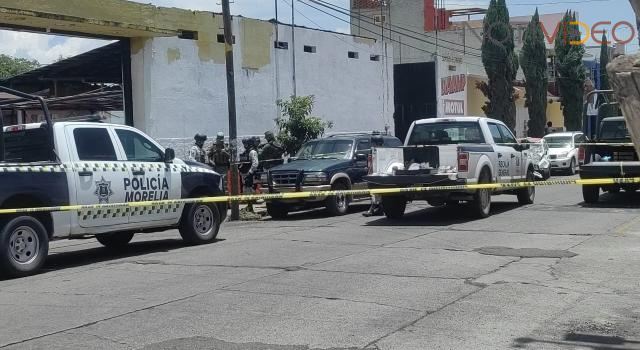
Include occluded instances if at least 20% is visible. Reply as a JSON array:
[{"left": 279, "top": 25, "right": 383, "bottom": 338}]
[
  {"left": 355, "top": 153, "right": 367, "bottom": 161},
  {"left": 164, "top": 148, "right": 175, "bottom": 163}
]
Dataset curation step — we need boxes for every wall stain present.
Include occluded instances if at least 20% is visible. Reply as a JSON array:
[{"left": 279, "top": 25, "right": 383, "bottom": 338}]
[{"left": 166, "top": 47, "right": 181, "bottom": 63}]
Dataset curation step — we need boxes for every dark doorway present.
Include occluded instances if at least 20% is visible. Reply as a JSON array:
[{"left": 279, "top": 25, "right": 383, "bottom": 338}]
[{"left": 394, "top": 62, "right": 437, "bottom": 140}]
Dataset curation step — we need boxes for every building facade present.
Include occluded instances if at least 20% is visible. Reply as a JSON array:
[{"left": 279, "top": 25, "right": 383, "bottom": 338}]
[
  {"left": 350, "top": 0, "right": 568, "bottom": 138},
  {"left": 0, "top": 0, "right": 394, "bottom": 157}
]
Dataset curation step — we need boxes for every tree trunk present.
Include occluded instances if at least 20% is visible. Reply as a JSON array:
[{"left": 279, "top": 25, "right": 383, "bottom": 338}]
[
  {"left": 607, "top": 54, "right": 640, "bottom": 158},
  {"left": 631, "top": 0, "right": 640, "bottom": 46}
]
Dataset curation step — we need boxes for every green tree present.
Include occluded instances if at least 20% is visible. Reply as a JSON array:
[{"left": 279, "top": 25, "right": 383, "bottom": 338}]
[
  {"left": 480, "top": 0, "right": 519, "bottom": 130},
  {"left": 275, "top": 95, "right": 333, "bottom": 155},
  {"left": 555, "top": 11, "right": 586, "bottom": 131},
  {"left": 597, "top": 33, "right": 616, "bottom": 119},
  {"left": 0, "top": 55, "right": 40, "bottom": 80},
  {"left": 520, "top": 9, "right": 548, "bottom": 138}
]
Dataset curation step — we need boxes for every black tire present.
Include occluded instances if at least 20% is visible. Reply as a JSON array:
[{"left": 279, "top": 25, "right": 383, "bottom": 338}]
[
  {"left": 179, "top": 203, "right": 221, "bottom": 244},
  {"left": 471, "top": 169, "right": 492, "bottom": 218},
  {"left": 517, "top": 168, "right": 536, "bottom": 205},
  {"left": 0, "top": 216, "right": 49, "bottom": 278},
  {"left": 266, "top": 202, "right": 289, "bottom": 219},
  {"left": 326, "top": 181, "right": 350, "bottom": 216},
  {"left": 544, "top": 169, "right": 551, "bottom": 180},
  {"left": 381, "top": 196, "right": 407, "bottom": 219},
  {"left": 568, "top": 158, "right": 576, "bottom": 176},
  {"left": 582, "top": 185, "right": 600, "bottom": 204},
  {"left": 96, "top": 232, "right": 134, "bottom": 248}
]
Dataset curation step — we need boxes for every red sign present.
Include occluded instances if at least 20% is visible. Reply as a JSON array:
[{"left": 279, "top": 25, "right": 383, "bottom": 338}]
[{"left": 441, "top": 74, "right": 466, "bottom": 96}]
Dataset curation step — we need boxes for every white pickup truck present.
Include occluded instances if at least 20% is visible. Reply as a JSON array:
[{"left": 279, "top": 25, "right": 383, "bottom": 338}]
[
  {"left": 364, "top": 117, "right": 535, "bottom": 219},
  {"left": 0, "top": 89, "right": 226, "bottom": 277}
]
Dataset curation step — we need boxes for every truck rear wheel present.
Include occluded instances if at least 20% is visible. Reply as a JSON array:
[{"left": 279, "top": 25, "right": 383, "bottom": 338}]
[
  {"left": 471, "top": 170, "right": 492, "bottom": 218},
  {"left": 179, "top": 203, "right": 221, "bottom": 244},
  {"left": 326, "top": 182, "right": 350, "bottom": 216},
  {"left": 96, "top": 232, "right": 134, "bottom": 248},
  {"left": 582, "top": 185, "right": 600, "bottom": 204},
  {"left": 382, "top": 196, "right": 407, "bottom": 219},
  {"left": 568, "top": 158, "right": 576, "bottom": 175},
  {"left": 0, "top": 216, "right": 49, "bottom": 278},
  {"left": 517, "top": 168, "right": 536, "bottom": 205},
  {"left": 266, "top": 202, "right": 289, "bottom": 219}
]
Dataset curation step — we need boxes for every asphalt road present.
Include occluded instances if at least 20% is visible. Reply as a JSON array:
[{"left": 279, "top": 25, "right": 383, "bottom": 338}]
[{"left": 2, "top": 177, "right": 640, "bottom": 350}]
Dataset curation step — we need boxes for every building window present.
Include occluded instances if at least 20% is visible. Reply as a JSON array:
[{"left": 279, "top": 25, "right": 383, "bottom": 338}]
[
  {"left": 348, "top": 51, "right": 359, "bottom": 59},
  {"left": 217, "top": 34, "right": 235, "bottom": 44},
  {"left": 370, "top": 54, "right": 381, "bottom": 61},
  {"left": 178, "top": 30, "right": 198, "bottom": 40},
  {"left": 373, "top": 15, "right": 386, "bottom": 24},
  {"left": 274, "top": 41, "right": 289, "bottom": 50},
  {"left": 304, "top": 45, "right": 317, "bottom": 53}
]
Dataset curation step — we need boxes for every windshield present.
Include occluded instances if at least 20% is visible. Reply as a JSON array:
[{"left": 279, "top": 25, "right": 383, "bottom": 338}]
[
  {"left": 295, "top": 139, "right": 353, "bottom": 159},
  {"left": 599, "top": 120, "right": 629, "bottom": 140},
  {"left": 544, "top": 136, "right": 572, "bottom": 149},
  {"left": 408, "top": 122, "right": 484, "bottom": 145}
]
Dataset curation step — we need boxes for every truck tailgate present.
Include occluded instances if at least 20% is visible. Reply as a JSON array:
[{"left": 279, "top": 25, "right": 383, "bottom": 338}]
[
  {"left": 372, "top": 147, "right": 404, "bottom": 174},
  {"left": 580, "top": 161, "right": 640, "bottom": 178}
]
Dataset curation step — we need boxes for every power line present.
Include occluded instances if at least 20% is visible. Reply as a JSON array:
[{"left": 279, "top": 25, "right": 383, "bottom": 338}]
[
  {"left": 299, "top": 0, "right": 489, "bottom": 68},
  {"left": 313, "top": 0, "right": 484, "bottom": 55},
  {"left": 445, "top": 0, "right": 612, "bottom": 5},
  {"left": 308, "top": 0, "right": 597, "bottom": 70}
]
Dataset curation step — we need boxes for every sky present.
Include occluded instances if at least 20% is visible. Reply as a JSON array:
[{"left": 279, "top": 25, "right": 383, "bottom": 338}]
[{"left": 0, "top": 0, "right": 635, "bottom": 64}]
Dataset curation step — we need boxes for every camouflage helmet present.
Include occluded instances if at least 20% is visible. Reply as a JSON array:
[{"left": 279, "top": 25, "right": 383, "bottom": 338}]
[{"left": 194, "top": 133, "right": 207, "bottom": 142}]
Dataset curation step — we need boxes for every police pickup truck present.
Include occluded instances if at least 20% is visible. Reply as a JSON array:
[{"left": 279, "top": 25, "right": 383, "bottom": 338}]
[
  {"left": 0, "top": 90, "right": 226, "bottom": 277},
  {"left": 364, "top": 117, "right": 535, "bottom": 219}
]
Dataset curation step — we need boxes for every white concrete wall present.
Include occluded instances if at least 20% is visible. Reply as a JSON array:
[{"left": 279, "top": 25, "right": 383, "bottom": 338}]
[{"left": 131, "top": 17, "right": 394, "bottom": 157}]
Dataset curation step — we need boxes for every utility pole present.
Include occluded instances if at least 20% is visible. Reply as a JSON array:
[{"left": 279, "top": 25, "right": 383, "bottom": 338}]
[
  {"left": 291, "top": 0, "right": 297, "bottom": 96},
  {"left": 222, "top": 0, "right": 240, "bottom": 220}
]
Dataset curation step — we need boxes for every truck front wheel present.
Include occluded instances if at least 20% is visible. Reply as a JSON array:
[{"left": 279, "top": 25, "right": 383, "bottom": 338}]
[
  {"left": 582, "top": 185, "right": 600, "bottom": 204},
  {"left": 381, "top": 196, "right": 407, "bottom": 219},
  {"left": 326, "top": 182, "right": 350, "bottom": 216},
  {"left": 0, "top": 216, "right": 49, "bottom": 278},
  {"left": 179, "top": 203, "right": 221, "bottom": 244}
]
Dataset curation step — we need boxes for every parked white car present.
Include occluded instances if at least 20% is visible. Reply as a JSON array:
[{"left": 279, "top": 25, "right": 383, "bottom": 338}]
[{"left": 543, "top": 132, "right": 586, "bottom": 175}]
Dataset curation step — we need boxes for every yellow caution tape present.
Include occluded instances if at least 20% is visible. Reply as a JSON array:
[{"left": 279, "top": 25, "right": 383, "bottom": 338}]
[{"left": 0, "top": 177, "right": 638, "bottom": 215}]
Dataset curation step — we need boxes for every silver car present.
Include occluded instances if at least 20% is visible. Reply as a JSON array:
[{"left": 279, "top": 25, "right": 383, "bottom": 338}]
[{"left": 543, "top": 132, "right": 586, "bottom": 175}]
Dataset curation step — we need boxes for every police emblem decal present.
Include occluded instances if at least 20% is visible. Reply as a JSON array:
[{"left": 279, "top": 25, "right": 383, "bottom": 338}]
[{"left": 94, "top": 177, "right": 114, "bottom": 204}]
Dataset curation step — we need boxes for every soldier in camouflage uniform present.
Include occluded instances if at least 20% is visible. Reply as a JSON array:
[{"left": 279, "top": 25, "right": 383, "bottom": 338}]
[
  {"left": 259, "top": 131, "right": 284, "bottom": 170},
  {"left": 188, "top": 134, "right": 207, "bottom": 164},
  {"left": 208, "top": 132, "right": 231, "bottom": 174}
]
